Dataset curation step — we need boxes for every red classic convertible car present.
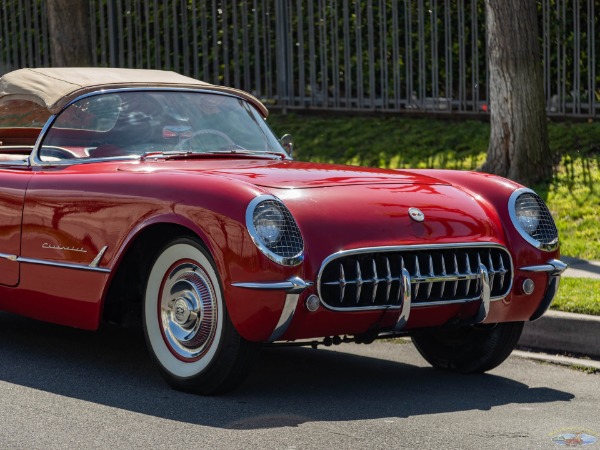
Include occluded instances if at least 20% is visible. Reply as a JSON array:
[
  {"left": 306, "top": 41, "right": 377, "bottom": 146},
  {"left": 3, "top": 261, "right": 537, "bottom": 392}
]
[{"left": 0, "top": 68, "right": 565, "bottom": 394}]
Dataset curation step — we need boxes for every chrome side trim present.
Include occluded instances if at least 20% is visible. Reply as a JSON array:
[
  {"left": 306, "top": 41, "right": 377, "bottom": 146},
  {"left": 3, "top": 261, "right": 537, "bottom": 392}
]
[
  {"left": 232, "top": 276, "right": 313, "bottom": 293},
  {"left": 0, "top": 253, "right": 18, "bottom": 261},
  {"left": 267, "top": 293, "right": 299, "bottom": 343},
  {"left": 89, "top": 246, "right": 108, "bottom": 268},
  {"left": 17, "top": 257, "right": 110, "bottom": 273},
  {"left": 521, "top": 259, "right": 568, "bottom": 276}
]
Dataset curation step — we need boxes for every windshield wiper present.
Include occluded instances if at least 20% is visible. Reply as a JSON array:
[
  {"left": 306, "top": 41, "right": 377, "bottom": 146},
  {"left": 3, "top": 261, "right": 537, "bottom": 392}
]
[
  {"left": 140, "top": 149, "right": 286, "bottom": 160},
  {"left": 140, "top": 150, "right": 193, "bottom": 160}
]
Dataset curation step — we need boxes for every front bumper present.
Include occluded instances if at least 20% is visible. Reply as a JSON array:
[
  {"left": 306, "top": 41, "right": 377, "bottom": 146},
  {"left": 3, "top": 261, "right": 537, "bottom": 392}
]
[
  {"left": 520, "top": 259, "right": 568, "bottom": 321},
  {"left": 232, "top": 258, "right": 568, "bottom": 342}
]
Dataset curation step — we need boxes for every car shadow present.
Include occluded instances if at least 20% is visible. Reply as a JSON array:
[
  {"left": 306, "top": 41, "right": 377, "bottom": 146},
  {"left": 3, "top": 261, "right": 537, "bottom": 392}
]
[{"left": 0, "top": 313, "right": 573, "bottom": 430}]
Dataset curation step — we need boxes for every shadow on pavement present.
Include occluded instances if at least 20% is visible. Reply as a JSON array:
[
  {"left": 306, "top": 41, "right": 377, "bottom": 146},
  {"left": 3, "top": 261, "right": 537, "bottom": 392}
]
[{"left": 0, "top": 313, "right": 574, "bottom": 430}]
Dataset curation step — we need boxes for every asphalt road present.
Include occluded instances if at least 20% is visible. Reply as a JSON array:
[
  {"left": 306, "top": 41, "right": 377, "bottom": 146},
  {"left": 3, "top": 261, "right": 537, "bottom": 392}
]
[{"left": 0, "top": 313, "right": 598, "bottom": 450}]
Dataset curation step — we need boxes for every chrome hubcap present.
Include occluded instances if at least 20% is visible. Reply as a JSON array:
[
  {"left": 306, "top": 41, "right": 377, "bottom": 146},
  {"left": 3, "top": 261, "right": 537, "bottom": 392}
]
[{"left": 160, "top": 262, "right": 218, "bottom": 360}]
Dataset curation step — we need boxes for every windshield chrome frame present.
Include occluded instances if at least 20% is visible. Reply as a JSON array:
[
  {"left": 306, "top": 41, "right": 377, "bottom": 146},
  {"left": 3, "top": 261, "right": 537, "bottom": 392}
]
[{"left": 29, "top": 87, "right": 290, "bottom": 167}]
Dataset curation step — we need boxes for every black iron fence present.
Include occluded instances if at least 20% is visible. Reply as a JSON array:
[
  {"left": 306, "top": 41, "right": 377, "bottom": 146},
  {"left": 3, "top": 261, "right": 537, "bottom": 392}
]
[{"left": 0, "top": 0, "right": 598, "bottom": 117}]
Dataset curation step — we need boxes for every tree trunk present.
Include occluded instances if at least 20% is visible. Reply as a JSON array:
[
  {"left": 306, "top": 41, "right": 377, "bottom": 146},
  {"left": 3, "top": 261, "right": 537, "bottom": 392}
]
[
  {"left": 47, "top": 0, "right": 92, "bottom": 67},
  {"left": 482, "top": 0, "right": 552, "bottom": 186}
]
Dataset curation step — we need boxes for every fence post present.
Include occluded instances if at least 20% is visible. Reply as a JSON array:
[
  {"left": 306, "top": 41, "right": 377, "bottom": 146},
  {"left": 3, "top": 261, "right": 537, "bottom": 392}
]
[
  {"left": 275, "top": 0, "right": 289, "bottom": 113},
  {"left": 107, "top": 0, "right": 119, "bottom": 67}
]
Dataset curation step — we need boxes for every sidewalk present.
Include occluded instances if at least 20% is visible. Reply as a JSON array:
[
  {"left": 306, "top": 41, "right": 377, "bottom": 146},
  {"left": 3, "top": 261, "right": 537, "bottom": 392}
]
[
  {"left": 518, "top": 256, "right": 600, "bottom": 360},
  {"left": 561, "top": 256, "right": 600, "bottom": 279}
]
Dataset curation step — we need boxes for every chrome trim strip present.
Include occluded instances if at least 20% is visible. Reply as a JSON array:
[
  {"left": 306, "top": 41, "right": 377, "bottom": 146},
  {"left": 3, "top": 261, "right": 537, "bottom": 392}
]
[
  {"left": 0, "top": 253, "right": 18, "bottom": 261},
  {"left": 411, "top": 296, "right": 505, "bottom": 308},
  {"left": 508, "top": 188, "right": 559, "bottom": 252},
  {"left": 316, "top": 242, "right": 514, "bottom": 312},
  {"left": 232, "top": 276, "right": 313, "bottom": 293},
  {"left": 520, "top": 259, "right": 568, "bottom": 276},
  {"left": 267, "top": 293, "right": 299, "bottom": 343},
  {"left": 17, "top": 257, "right": 110, "bottom": 273},
  {"left": 89, "top": 246, "right": 108, "bottom": 268}
]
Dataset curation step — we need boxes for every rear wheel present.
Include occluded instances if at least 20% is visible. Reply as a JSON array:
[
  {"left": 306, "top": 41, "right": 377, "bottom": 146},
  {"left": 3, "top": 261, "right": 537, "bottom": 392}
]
[
  {"left": 411, "top": 322, "right": 524, "bottom": 373},
  {"left": 143, "top": 237, "right": 258, "bottom": 395}
]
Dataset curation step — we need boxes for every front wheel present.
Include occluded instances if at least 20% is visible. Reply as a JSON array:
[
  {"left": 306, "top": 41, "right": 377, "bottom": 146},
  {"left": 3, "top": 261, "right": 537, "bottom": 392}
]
[
  {"left": 411, "top": 322, "right": 524, "bottom": 374},
  {"left": 143, "top": 237, "right": 258, "bottom": 395}
]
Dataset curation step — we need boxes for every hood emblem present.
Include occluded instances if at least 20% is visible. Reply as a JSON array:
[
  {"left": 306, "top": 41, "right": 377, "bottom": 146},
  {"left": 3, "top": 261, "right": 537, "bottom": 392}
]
[{"left": 408, "top": 207, "right": 425, "bottom": 222}]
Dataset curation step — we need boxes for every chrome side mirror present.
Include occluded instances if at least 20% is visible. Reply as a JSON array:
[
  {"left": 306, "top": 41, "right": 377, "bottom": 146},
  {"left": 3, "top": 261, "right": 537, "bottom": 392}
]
[{"left": 280, "top": 134, "right": 294, "bottom": 156}]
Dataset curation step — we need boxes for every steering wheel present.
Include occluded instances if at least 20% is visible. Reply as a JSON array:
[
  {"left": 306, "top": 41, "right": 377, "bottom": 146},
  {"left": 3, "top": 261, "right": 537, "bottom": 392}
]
[{"left": 174, "top": 129, "right": 241, "bottom": 151}]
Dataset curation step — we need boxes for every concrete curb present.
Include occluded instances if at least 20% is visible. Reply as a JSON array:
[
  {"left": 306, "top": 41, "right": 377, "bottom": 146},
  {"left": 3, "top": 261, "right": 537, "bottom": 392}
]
[{"left": 519, "top": 310, "right": 600, "bottom": 359}]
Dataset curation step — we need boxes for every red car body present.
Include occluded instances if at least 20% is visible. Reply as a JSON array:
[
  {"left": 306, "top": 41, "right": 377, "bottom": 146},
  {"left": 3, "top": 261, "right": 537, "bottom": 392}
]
[{"left": 0, "top": 68, "right": 565, "bottom": 394}]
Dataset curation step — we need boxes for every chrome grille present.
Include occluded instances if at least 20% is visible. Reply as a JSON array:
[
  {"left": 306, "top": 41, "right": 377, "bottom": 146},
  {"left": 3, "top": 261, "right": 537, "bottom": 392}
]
[{"left": 317, "top": 244, "right": 512, "bottom": 310}]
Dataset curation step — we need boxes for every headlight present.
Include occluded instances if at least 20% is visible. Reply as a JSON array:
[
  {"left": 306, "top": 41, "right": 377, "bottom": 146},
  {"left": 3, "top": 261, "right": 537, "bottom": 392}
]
[
  {"left": 246, "top": 195, "right": 304, "bottom": 265},
  {"left": 514, "top": 193, "right": 541, "bottom": 234},
  {"left": 509, "top": 188, "right": 559, "bottom": 251},
  {"left": 254, "top": 202, "right": 285, "bottom": 244}
]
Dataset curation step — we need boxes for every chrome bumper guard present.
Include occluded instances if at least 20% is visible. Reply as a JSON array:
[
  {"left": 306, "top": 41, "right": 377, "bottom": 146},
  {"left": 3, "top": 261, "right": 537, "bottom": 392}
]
[
  {"left": 232, "top": 277, "right": 313, "bottom": 342},
  {"left": 521, "top": 259, "right": 568, "bottom": 321},
  {"left": 393, "top": 263, "right": 491, "bottom": 331}
]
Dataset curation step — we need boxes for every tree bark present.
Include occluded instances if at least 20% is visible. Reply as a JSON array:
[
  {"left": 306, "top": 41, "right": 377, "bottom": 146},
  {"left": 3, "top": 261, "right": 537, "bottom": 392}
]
[
  {"left": 482, "top": 0, "right": 552, "bottom": 186},
  {"left": 47, "top": 0, "right": 92, "bottom": 67}
]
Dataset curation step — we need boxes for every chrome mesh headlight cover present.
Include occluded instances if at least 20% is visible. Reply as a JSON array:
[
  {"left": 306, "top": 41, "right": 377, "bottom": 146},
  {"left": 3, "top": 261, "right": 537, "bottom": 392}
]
[
  {"left": 508, "top": 188, "right": 559, "bottom": 252},
  {"left": 246, "top": 195, "right": 304, "bottom": 266}
]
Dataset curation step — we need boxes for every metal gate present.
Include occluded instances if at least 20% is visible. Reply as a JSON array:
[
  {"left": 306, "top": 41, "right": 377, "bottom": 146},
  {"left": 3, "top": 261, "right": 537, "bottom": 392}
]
[{"left": 0, "top": 0, "right": 598, "bottom": 117}]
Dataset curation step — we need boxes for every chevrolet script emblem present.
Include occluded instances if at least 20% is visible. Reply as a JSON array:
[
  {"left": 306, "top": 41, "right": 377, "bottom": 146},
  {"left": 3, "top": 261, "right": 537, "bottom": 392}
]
[{"left": 408, "top": 207, "right": 425, "bottom": 222}]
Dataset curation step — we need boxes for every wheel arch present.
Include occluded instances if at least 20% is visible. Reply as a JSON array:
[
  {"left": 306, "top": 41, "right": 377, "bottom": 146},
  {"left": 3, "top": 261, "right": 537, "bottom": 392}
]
[{"left": 101, "top": 221, "right": 209, "bottom": 326}]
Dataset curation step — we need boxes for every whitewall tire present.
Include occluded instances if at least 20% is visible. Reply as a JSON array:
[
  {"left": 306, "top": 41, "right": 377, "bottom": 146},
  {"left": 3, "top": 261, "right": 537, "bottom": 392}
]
[{"left": 143, "top": 237, "right": 257, "bottom": 394}]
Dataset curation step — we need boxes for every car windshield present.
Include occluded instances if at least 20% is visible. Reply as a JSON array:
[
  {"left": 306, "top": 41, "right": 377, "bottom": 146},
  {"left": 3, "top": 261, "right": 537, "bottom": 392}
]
[{"left": 38, "top": 91, "right": 287, "bottom": 161}]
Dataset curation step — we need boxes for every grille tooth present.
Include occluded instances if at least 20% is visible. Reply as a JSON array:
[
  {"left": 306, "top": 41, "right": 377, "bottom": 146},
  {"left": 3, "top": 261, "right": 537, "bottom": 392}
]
[
  {"left": 371, "top": 259, "right": 379, "bottom": 303},
  {"left": 464, "top": 253, "right": 472, "bottom": 296},
  {"left": 488, "top": 251, "right": 496, "bottom": 291},
  {"left": 439, "top": 253, "right": 447, "bottom": 298},
  {"left": 452, "top": 253, "right": 459, "bottom": 296},
  {"left": 355, "top": 260, "right": 363, "bottom": 303},
  {"left": 397, "top": 256, "right": 406, "bottom": 302},
  {"left": 413, "top": 255, "right": 421, "bottom": 299},
  {"left": 425, "top": 254, "right": 434, "bottom": 299},
  {"left": 339, "top": 263, "right": 346, "bottom": 303},
  {"left": 319, "top": 246, "right": 512, "bottom": 310},
  {"left": 385, "top": 257, "right": 393, "bottom": 302},
  {"left": 497, "top": 253, "right": 507, "bottom": 290}
]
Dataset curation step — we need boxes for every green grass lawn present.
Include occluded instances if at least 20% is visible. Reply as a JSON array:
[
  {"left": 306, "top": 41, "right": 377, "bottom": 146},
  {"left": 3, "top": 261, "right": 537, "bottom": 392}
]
[
  {"left": 552, "top": 278, "right": 600, "bottom": 316},
  {"left": 268, "top": 112, "right": 600, "bottom": 315},
  {"left": 269, "top": 113, "right": 600, "bottom": 260}
]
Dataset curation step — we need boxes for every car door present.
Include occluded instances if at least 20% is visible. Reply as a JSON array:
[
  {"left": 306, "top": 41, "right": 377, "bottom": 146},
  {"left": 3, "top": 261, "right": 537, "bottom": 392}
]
[{"left": 0, "top": 163, "right": 33, "bottom": 286}]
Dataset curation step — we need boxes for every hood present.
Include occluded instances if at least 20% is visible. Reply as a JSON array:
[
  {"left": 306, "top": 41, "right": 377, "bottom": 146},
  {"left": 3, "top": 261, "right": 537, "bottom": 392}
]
[
  {"left": 118, "top": 159, "right": 449, "bottom": 189},
  {"left": 270, "top": 181, "right": 505, "bottom": 268}
]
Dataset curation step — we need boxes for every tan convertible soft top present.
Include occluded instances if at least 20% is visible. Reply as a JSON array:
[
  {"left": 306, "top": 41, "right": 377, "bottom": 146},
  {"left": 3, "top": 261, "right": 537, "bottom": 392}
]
[{"left": 0, "top": 67, "right": 268, "bottom": 116}]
